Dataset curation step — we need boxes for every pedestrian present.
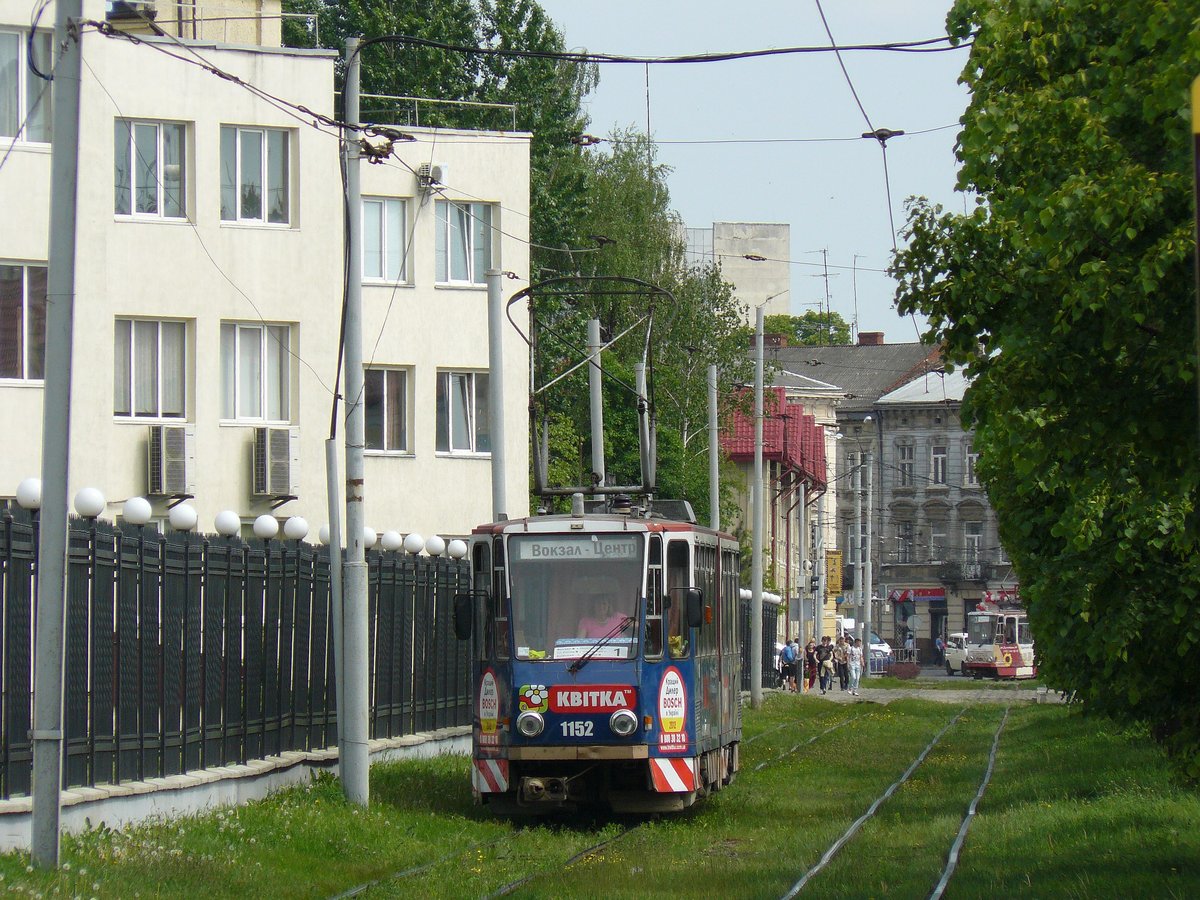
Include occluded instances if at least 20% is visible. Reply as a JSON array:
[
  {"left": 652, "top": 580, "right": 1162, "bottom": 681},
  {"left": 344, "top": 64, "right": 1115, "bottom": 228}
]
[
  {"left": 781, "top": 638, "right": 798, "bottom": 692},
  {"left": 847, "top": 637, "right": 864, "bottom": 695},
  {"left": 934, "top": 633, "right": 945, "bottom": 666},
  {"left": 803, "top": 641, "right": 818, "bottom": 692},
  {"left": 815, "top": 635, "right": 835, "bottom": 694},
  {"left": 834, "top": 635, "right": 849, "bottom": 691}
]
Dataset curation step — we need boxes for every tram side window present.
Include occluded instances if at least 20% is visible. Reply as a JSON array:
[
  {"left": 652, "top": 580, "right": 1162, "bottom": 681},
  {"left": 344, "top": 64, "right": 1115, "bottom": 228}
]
[
  {"left": 492, "top": 538, "right": 509, "bottom": 660},
  {"left": 666, "top": 539, "right": 689, "bottom": 658},
  {"left": 472, "top": 542, "right": 492, "bottom": 661},
  {"left": 696, "top": 544, "right": 717, "bottom": 656},
  {"left": 1003, "top": 616, "right": 1016, "bottom": 644},
  {"left": 1018, "top": 620, "right": 1031, "bottom": 644},
  {"left": 645, "top": 536, "right": 664, "bottom": 658}
]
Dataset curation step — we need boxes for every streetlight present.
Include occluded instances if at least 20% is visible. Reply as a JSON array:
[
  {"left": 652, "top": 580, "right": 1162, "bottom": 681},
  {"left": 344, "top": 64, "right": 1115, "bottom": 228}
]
[
  {"left": 214, "top": 510, "right": 241, "bottom": 537},
  {"left": 425, "top": 535, "right": 446, "bottom": 557},
  {"left": 402, "top": 532, "right": 424, "bottom": 555},
  {"left": 380, "top": 530, "right": 403, "bottom": 552},
  {"left": 16, "top": 477, "right": 42, "bottom": 511},
  {"left": 168, "top": 503, "right": 197, "bottom": 532},
  {"left": 253, "top": 515, "right": 279, "bottom": 540},
  {"left": 283, "top": 516, "right": 309, "bottom": 541},
  {"left": 122, "top": 496, "right": 152, "bottom": 526},
  {"left": 73, "top": 488, "right": 105, "bottom": 519}
]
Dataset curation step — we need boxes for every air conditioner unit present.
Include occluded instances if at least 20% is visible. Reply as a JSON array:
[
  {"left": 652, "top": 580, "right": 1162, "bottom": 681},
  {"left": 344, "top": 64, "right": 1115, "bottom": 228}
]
[
  {"left": 147, "top": 424, "right": 195, "bottom": 496},
  {"left": 252, "top": 426, "right": 300, "bottom": 497},
  {"left": 417, "top": 162, "right": 448, "bottom": 191}
]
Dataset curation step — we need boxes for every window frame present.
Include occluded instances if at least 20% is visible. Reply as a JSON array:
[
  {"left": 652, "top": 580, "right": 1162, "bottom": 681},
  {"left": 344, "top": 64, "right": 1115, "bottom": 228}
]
[
  {"left": 219, "top": 321, "right": 292, "bottom": 423},
  {"left": 964, "top": 443, "right": 980, "bottom": 486},
  {"left": 362, "top": 196, "right": 409, "bottom": 283},
  {"left": 435, "top": 369, "right": 491, "bottom": 455},
  {"left": 931, "top": 444, "right": 948, "bottom": 485},
  {"left": 113, "top": 119, "right": 188, "bottom": 220},
  {"left": 1, "top": 29, "right": 52, "bottom": 143},
  {"left": 0, "top": 262, "right": 47, "bottom": 382},
  {"left": 364, "top": 365, "right": 411, "bottom": 454},
  {"left": 434, "top": 200, "right": 494, "bottom": 285},
  {"left": 897, "top": 443, "right": 914, "bottom": 487},
  {"left": 895, "top": 521, "right": 914, "bottom": 564},
  {"left": 219, "top": 125, "right": 291, "bottom": 225},
  {"left": 113, "top": 317, "right": 188, "bottom": 420}
]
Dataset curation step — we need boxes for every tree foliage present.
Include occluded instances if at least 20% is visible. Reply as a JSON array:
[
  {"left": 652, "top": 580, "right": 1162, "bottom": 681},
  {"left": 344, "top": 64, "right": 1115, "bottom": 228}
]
[
  {"left": 530, "top": 131, "right": 753, "bottom": 523},
  {"left": 893, "top": 0, "right": 1200, "bottom": 776},
  {"left": 763, "top": 311, "right": 852, "bottom": 346}
]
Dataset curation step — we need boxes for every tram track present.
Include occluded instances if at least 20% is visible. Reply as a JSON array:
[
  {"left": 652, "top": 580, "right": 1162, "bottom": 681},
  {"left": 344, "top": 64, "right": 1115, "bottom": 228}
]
[
  {"left": 780, "top": 706, "right": 969, "bottom": 899},
  {"left": 482, "top": 820, "right": 645, "bottom": 899}
]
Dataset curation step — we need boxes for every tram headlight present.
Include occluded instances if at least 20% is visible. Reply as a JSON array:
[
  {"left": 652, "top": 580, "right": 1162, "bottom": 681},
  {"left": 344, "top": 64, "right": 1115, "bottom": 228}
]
[
  {"left": 516, "top": 711, "right": 544, "bottom": 738},
  {"left": 609, "top": 708, "right": 638, "bottom": 738}
]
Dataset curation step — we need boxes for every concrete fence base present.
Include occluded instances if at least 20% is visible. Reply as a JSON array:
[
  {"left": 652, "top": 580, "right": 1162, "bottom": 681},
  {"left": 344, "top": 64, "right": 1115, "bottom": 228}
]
[{"left": 0, "top": 726, "right": 471, "bottom": 853}]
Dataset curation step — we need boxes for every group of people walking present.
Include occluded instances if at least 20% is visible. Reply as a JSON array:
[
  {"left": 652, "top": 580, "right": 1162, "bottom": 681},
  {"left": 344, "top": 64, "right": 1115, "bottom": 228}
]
[{"left": 779, "top": 633, "right": 863, "bottom": 696}]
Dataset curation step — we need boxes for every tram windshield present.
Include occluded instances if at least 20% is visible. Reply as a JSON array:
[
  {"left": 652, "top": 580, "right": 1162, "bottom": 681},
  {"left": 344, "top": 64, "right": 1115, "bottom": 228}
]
[
  {"left": 967, "top": 612, "right": 998, "bottom": 645},
  {"left": 507, "top": 533, "right": 644, "bottom": 661}
]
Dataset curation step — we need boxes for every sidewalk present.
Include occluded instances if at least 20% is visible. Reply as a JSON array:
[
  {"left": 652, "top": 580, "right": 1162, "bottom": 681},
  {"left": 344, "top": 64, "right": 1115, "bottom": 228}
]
[{"left": 805, "top": 682, "right": 1064, "bottom": 705}]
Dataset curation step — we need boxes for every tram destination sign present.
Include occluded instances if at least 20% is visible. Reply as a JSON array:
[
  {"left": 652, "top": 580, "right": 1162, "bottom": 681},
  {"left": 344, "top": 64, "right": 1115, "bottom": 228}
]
[{"left": 516, "top": 536, "right": 638, "bottom": 561}]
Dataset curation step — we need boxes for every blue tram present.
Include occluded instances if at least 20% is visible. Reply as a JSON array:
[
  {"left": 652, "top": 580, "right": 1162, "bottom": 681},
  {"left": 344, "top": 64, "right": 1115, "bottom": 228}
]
[{"left": 454, "top": 494, "right": 743, "bottom": 814}]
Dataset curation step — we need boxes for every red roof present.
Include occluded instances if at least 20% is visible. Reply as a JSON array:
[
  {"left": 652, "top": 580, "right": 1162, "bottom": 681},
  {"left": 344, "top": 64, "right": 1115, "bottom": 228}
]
[{"left": 720, "top": 387, "right": 827, "bottom": 488}]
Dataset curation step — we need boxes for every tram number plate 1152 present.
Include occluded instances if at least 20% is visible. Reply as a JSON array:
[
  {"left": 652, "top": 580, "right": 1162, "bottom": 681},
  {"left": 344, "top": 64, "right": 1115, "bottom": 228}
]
[{"left": 560, "top": 720, "right": 594, "bottom": 737}]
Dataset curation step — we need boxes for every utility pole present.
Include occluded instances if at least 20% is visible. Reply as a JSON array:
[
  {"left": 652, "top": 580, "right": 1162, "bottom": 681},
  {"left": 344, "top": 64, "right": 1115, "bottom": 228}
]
[
  {"left": 852, "top": 457, "right": 863, "bottom": 644},
  {"left": 821, "top": 249, "right": 831, "bottom": 346},
  {"left": 864, "top": 446, "right": 874, "bottom": 678},
  {"left": 708, "top": 364, "right": 719, "bottom": 531},
  {"left": 31, "top": 0, "right": 83, "bottom": 869},
  {"left": 488, "top": 270, "right": 509, "bottom": 521},
  {"left": 587, "top": 318, "right": 605, "bottom": 504},
  {"left": 815, "top": 491, "right": 825, "bottom": 643},
  {"left": 340, "top": 37, "right": 369, "bottom": 806},
  {"left": 750, "top": 307, "right": 765, "bottom": 708}
]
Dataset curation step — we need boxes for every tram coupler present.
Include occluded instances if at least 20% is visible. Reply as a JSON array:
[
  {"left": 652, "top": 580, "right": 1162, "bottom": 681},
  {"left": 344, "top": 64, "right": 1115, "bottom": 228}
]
[{"left": 519, "top": 776, "right": 568, "bottom": 804}]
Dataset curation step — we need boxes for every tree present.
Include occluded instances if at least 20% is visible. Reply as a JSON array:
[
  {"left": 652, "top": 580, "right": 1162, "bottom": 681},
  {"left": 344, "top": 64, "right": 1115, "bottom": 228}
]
[
  {"left": 530, "top": 131, "right": 753, "bottom": 524},
  {"left": 893, "top": 0, "right": 1200, "bottom": 777},
  {"left": 763, "top": 311, "right": 851, "bottom": 346}
]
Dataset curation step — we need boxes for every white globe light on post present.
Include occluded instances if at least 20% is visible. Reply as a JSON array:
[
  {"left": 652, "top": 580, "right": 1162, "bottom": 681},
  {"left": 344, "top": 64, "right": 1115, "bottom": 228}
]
[
  {"left": 253, "top": 515, "right": 279, "bottom": 540},
  {"left": 16, "top": 477, "right": 42, "bottom": 511},
  {"left": 318, "top": 524, "right": 331, "bottom": 545},
  {"left": 402, "top": 532, "right": 424, "bottom": 555},
  {"left": 362, "top": 527, "right": 377, "bottom": 550},
  {"left": 73, "top": 487, "right": 106, "bottom": 519},
  {"left": 447, "top": 539, "right": 468, "bottom": 560},
  {"left": 381, "top": 530, "right": 403, "bottom": 552},
  {"left": 424, "top": 535, "right": 446, "bottom": 557},
  {"left": 214, "top": 510, "right": 241, "bottom": 537},
  {"left": 283, "top": 516, "right": 309, "bottom": 541},
  {"left": 168, "top": 503, "right": 198, "bottom": 532},
  {"left": 122, "top": 496, "right": 153, "bottom": 526}
]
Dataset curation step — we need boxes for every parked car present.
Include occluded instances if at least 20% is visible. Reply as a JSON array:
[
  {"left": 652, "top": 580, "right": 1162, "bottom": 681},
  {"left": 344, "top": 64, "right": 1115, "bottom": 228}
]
[
  {"left": 944, "top": 632, "right": 968, "bottom": 675},
  {"left": 869, "top": 631, "right": 894, "bottom": 669}
]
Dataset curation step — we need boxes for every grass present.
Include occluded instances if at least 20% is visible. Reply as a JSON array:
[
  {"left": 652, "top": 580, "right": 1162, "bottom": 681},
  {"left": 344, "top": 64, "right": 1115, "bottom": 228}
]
[
  {"left": 863, "top": 673, "right": 1046, "bottom": 690},
  {"left": 0, "top": 693, "right": 1194, "bottom": 898}
]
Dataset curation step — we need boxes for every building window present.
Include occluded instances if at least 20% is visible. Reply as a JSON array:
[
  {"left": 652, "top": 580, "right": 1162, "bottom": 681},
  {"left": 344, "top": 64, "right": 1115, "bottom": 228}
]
[
  {"left": 365, "top": 367, "right": 409, "bottom": 452},
  {"left": 435, "top": 200, "right": 493, "bottom": 284},
  {"left": 0, "top": 264, "right": 47, "bottom": 380},
  {"left": 436, "top": 370, "right": 490, "bottom": 453},
  {"left": 0, "top": 29, "right": 52, "bottom": 142},
  {"left": 929, "top": 521, "right": 947, "bottom": 562},
  {"left": 114, "top": 120, "right": 187, "bottom": 218},
  {"left": 965, "top": 443, "right": 979, "bottom": 486},
  {"left": 897, "top": 444, "right": 914, "bottom": 487},
  {"left": 931, "top": 444, "right": 948, "bottom": 484},
  {"left": 220, "top": 126, "right": 290, "bottom": 224},
  {"left": 219, "top": 322, "right": 290, "bottom": 421},
  {"left": 896, "top": 521, "right": 914, "bottom": 564},
  {"left": 363, "top": 197, "right": 408, "bottom": 282},
  {"left": 964, "top": 521, "right": 983, "bottom": 576},
  {"left": 114, "top": 319, "right": 186, "bottom": 418}
]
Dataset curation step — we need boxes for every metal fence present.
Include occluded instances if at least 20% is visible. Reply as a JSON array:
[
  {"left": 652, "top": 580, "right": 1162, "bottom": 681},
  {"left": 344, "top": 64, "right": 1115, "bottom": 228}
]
[
  {"left": 0, "top": 506, "right": 470, "bottom": 799},
  {"left": 740, "top": 598, "right": 781, "bottom": 692}
]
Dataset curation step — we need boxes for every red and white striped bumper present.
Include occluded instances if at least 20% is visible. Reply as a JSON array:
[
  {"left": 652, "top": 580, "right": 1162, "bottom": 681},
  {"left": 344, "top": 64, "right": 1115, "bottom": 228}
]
[
  {"left": 649, "top": 757, "right": 697, "bottom": 793},
  {"left": 472, "top": 758, "right": 510, "bottom": 793}
]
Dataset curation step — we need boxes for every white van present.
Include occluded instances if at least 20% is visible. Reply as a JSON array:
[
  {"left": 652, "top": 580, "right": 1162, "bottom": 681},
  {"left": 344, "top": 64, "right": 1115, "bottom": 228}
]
[{"left": 944, "top": 632, "right": 968, "bottom": 675}]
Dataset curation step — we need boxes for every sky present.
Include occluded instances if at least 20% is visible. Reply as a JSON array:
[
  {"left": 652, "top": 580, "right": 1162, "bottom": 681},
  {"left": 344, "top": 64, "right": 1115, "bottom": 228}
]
[{"left": 536, "top": 0, "right": 972, "bottom": 341}]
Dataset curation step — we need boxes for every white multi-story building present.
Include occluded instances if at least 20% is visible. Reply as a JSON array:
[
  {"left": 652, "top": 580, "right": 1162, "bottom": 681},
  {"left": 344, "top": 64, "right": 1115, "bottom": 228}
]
[{"left": 0, "top": 0, "right": 530, "bottom": 539}]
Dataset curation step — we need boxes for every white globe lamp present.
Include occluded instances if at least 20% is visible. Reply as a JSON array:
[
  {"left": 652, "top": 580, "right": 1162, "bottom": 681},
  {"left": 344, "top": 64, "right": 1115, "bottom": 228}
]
[
  {"left": 168, "top": 503, "right": 198, "bottom": 532},
  {"left": 447, "top": 539, "right": 468, "bottom": 560},
  {"left": 16, "top": 477, "right": 41, "bottom": 511},
  {"left": 283, "top": 516, "right": 309, "bottom": 541},
  {"left": 253, "top": 515, "right": 279, "bottom": 539},
  {"left": 425, "top": 535, "right": 446, "bottom": 557},
  {"left": 318, "top": 524, "right": 331, "bottom": 545},
  {"left": 122, "top": 496, "right": 153, "bottom": 526},
  {"left": 381, "top": 530, "right": 403, "bottom": 552},
  {"left": 402, "top": 532, "right": 424, "bottom": 555},
  {"left": 74, "top": 487, "right": 106, "bottom": 519},
  {"left": 214, "top": 510, "right": 241, "bottom": 537}
]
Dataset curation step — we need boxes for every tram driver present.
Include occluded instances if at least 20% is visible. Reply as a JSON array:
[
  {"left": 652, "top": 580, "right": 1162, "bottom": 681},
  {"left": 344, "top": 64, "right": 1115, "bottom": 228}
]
[{"left": 577, "top": 580, "right": 628, "bottom": 638}]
